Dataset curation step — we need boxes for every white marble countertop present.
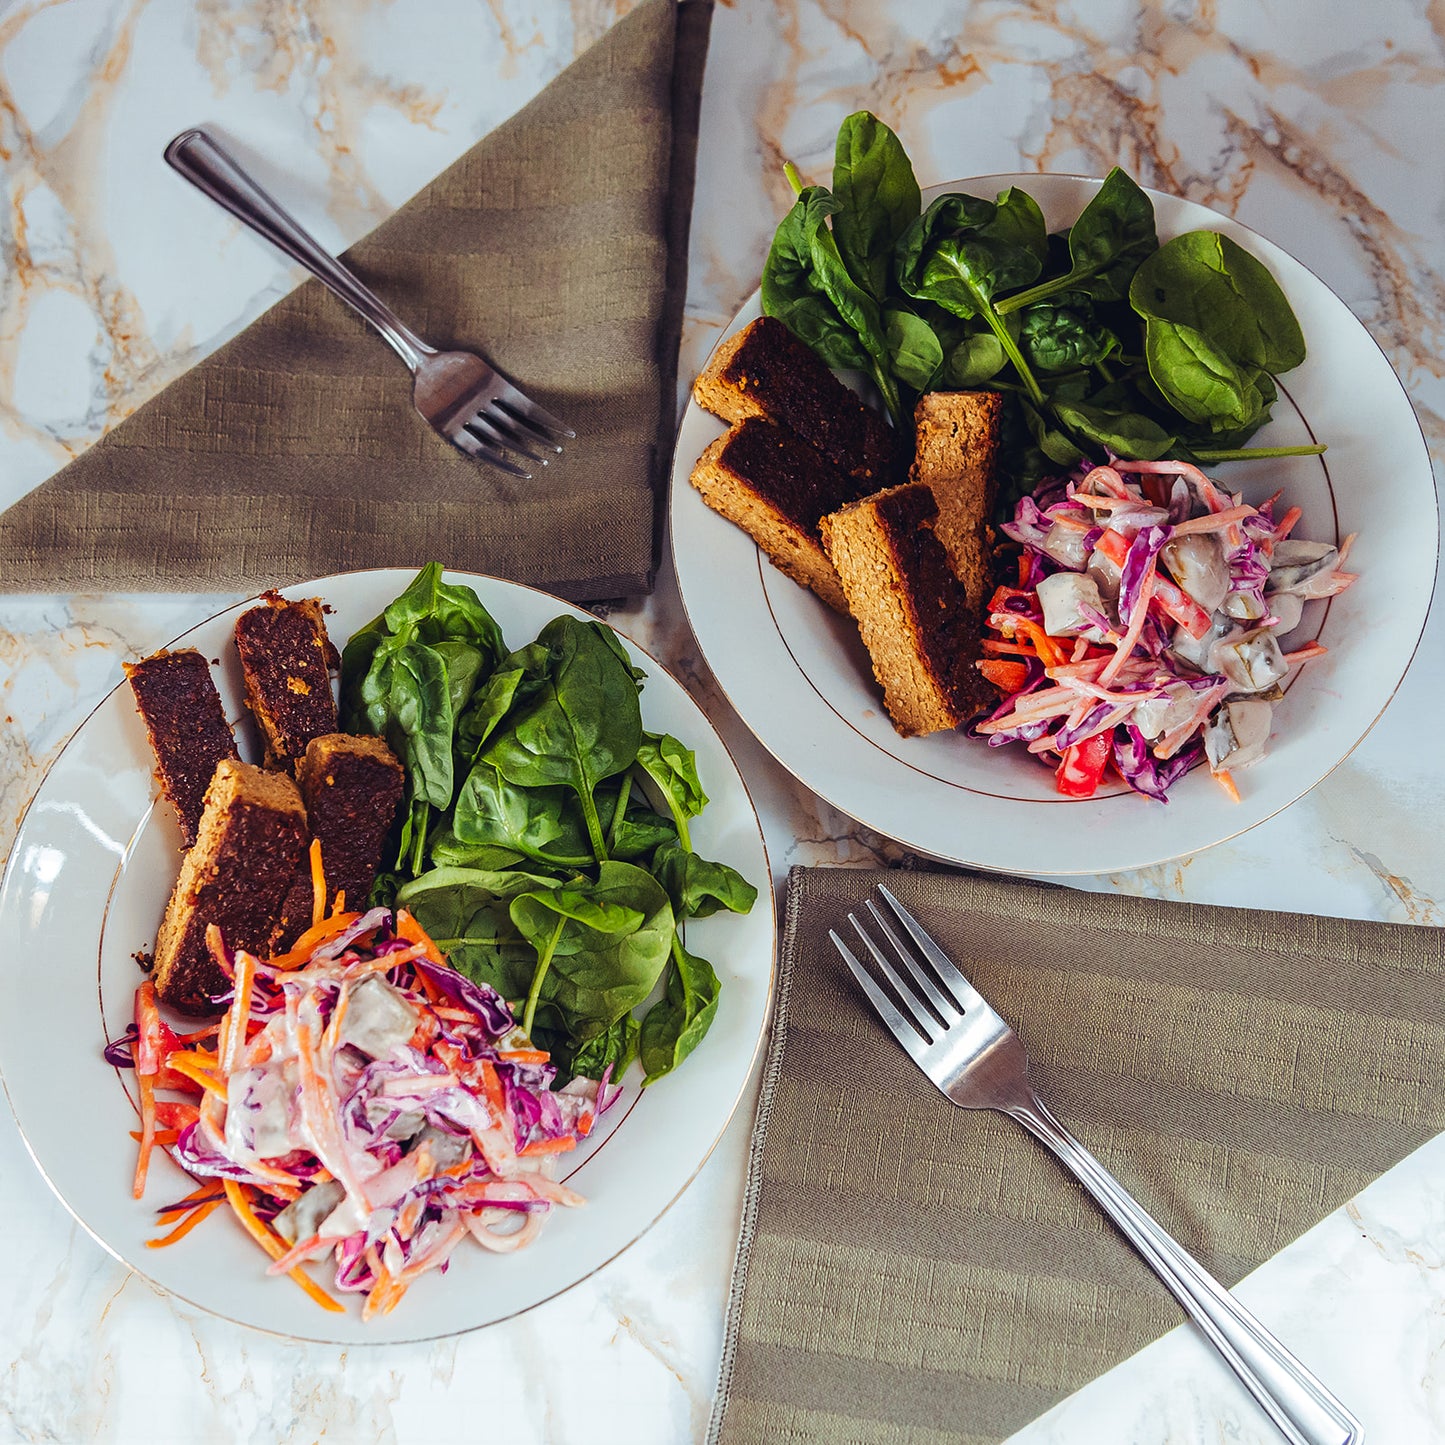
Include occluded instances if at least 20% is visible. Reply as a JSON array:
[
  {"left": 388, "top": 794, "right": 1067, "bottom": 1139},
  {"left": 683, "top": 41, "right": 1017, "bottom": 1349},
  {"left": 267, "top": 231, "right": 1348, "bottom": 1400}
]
[{"left": 2, "top": 1, "right": 1443, "bottom": 1441}]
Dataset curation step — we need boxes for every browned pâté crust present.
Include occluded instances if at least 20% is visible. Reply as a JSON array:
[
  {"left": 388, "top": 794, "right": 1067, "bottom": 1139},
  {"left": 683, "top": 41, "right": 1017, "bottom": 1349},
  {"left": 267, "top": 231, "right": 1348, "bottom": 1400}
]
[
  {"left": 909, "top": 390, "right": 1004, "bottom": 612},
  {"left": 693, "top": 316, "right": 903, "bottom": 488},
  {"left": 270, "top": 733, "right": 406, "bottom": 949},
  {"left": 820, "top": 483, "right": 984, "bottom": 737},
  {"left": 151, "top": 759, "right": 309, "bottom": 1015},
  {"left": 123, "top": 649, "right": 240, "bottom": 848},
  {"left": 689, "top": 417, "right": 880, "bottom": 614},
  {"left": 234, "top": 595, "right": 339, "bottom": 770}
]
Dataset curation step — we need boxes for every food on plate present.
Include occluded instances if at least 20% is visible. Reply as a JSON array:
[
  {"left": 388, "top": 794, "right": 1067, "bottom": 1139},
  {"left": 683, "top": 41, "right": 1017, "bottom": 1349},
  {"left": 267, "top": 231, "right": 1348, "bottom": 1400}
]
[
  {"left": 235, "top": 594, "right": 340, "bottom": 769},
  {"left": 760, "top": 110, "right": 1319, "bottom": 491},
  {"left": 342, "top": 564, "right": 757, "bottom": 1087},
  {"left": 688, "top": 416, "right": 872, "bottom": 613},
  {"left": 151, "top": 759, "right": 309, "bottom": 1013},
  {"left": 112, "top": 564, "right": 758, "bottom": 1315},
  {"left": 692, "top": 315, "right": 903, "bottom": 487},
  {"left": 909, "top": 390, "right": 1003, "bottom": 604},
  {"left": 974, "top": 459, "right": 1356, "bottom": 799},
  {"left": 123, "top": 649, "right": 240, "bottom": 847},
  {"left": 117, "top": 907, "right": 599, "bottom": 1319},
  {"left": 819, "top": 482, "right": 983, "bottom": 735},
  {"left": 268, "top": 733, "right": 406, "bottom": 950},
  {"left": 686, "top": 110, "right": 1348, "bottom": 798}
]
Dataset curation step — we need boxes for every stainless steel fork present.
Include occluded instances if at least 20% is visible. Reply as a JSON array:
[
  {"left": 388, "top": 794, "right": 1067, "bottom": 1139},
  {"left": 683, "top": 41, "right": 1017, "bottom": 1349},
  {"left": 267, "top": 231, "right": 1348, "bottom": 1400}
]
[
  {"left": 831, "top": 885, "right": 1363, "bottom": 1445},
  {"left": 164, "top": 128, "right": 573, "bottom": 479}
]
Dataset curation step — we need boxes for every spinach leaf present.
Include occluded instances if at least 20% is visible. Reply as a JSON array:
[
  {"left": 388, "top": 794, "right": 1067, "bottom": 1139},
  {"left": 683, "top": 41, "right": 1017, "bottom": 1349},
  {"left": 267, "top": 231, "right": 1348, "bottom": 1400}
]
[
  {"left": 633, "top": 731, "right": 708, "bottom": 850},
  {"left": 831, "top": 110, "right": 921, "bottom": 302},
  {"left": 1020, "top": 300, "right": 1121, "bottom": 373},
  {"left": 507, "top": 861, "right": 673, "bottom": 1036},
  {"left": 1051, "top": 398, "right": 1177, "bottom": 458},
  {"left": 883, "top": 302, "right": 944, "bottom": 390},
  {"left": 481, "top": 616, "right": 643, "bottom": 861},
  {"left": 996, "top": 167, "right": 1157, "bottom": 313},
  {"left": 652, "top": 838, "right": 759, "bottom": 920},
  {"left": 380, "top": 560, "right": 506, "bottom": 660},
  {"left": 1129, "top": 231, "right": 1305, "bottom": 372},
  {"left": 453, "top": 759, "right": 595, "bottom": 868},
  {"left": 942, "top": 329, "right": 1008, "bottom": 387},
  {"left": 896, "top": 189, "right": 1048, "bottom": 404},
  {"left": 761, "top": 184, "right": 903, "bottom": 424},
  {"left": 511, "top": 882, "right": 647, "bottom": 1035},
  {"left": 397, "top": 864, "right": 564, "bottom": 1002},
  {"left": 640, "top": 940, "right": 721, "bottom": 1084},
  {"left": 426, "top": 826, "right": 531, "bottom": 874},
  {"left": 551, "top": 1013, "right": 640, "bottom": 1082},
  {"left": 1141, "top": 317, "right": 1271, "bottom": 430}
]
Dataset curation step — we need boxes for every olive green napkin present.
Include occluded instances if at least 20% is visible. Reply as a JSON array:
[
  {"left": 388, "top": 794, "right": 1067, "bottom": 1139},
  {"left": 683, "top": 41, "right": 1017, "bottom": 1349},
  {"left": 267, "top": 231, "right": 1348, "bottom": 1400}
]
[
  {"left": 711, "top": 866, "right": 1445, "bottom": 1444},
  {"left": 0, "top": 0, "right": 710, "bottom": 600}
]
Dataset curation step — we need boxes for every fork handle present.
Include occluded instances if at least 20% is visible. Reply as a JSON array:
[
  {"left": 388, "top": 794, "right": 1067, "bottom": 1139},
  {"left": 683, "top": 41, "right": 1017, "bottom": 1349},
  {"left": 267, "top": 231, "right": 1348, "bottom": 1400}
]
[
  {"left": 164, "top": 127, "right": 433, "bottom": 372},
  {"left": 1009, "top": 1096, "right": 1363, "bottom": 1445}
]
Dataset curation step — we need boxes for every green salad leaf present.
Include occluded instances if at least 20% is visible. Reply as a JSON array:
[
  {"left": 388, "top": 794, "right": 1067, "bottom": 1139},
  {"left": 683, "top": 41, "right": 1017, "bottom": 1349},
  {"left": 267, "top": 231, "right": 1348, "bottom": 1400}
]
[
  {"left": 344, "top": 565, "right": 756, "bottom": 1089},
  {"left": 757, "top": 111, "right": 1318, "bottom": 491}
]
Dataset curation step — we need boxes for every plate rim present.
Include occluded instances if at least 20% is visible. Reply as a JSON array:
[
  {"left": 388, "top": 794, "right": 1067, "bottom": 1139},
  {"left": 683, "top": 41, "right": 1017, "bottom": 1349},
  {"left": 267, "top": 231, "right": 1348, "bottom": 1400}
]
[
  {"left": 0, "top": 564, "right": 777, "bottom": 1344},
  {"left": 668, "top": 171, "right": 1439, "bottom": 875}
]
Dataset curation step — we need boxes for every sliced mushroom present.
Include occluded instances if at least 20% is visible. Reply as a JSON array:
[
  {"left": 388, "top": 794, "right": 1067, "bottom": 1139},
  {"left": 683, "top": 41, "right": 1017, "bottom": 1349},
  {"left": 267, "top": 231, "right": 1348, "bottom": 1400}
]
[
  {"left": 1161, "top": 534, "right": 1230, "bottom": 613},
  {"left": 1041, "top": 521, "right": 1092, "bottom": 571},
  {"left": 1037, "top": 571, "right": 1108, "bottom": 638},
  {"left": 1266, "top": 591, "right": 1304, "bottom": 635},
  {"left": 1210, "top": 628, "right": 1289, "bottom": 693},
  {"left": 1133, "top": 682, "right": 1204, "bottom": 741},
  {"left": 1204, "top": 698, "right": 1273, "bottom": 769},
  {"left": 1170, "top": 614, "right": 1238, "bottom": 672},
  {"left": 1222, "top": 589, "right": 1268, "bottom": 621},
  {"left": 1267, "top": 538, "right": 1339, "bottom": 595}
]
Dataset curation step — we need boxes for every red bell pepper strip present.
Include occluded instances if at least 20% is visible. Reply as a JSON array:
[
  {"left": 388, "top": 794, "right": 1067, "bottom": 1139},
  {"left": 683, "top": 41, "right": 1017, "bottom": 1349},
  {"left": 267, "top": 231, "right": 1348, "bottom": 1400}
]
[{"left": 1056, "top": 732, "right": 1112, "bottom": 798}]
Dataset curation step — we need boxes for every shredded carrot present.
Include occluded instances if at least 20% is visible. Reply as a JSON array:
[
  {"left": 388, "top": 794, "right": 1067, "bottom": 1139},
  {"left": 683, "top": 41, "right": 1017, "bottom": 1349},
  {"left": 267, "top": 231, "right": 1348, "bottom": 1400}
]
[
  {"left": 393, "top": 910, "right": 446, "bottom": 966},
  {"left": 518, "top": 1135, "right": 578, "bottom": 1157},
  {"left": 1000, "top": 616, "right": 1067, "bottom": 669},
  {"left": 147, "top": 1199, "right": 223, "bottom": 1248},
  {"left": 497, "top": 1049, "right": 550, "bottom": 1065},
  {"left": 1212, "top": 769, "right": 1242, "bottom": 804},
  {"left": 222, "top": 1180, "right": 343, "bottom": 1313},
  {"left": 478, "top": 1059, "right": 506, "bottom": 1120},
  {"left": 164, "top": 1052, "right": 227, "bottom": 1097},
  {"left": 1282, "top": 642, "right": 1329, "bottom": 665},
  {"left": 266, "top": 910, "right": 364, "bottom": 969},
  {"left": 980, "top": 638, "right": 1038, "bottom": 658},
  {"left": 132, "top": 1071, "right": 157, "bottom": 1200},
  {"left": 308, "top": 838, "right": 327, "bottom": 929}
]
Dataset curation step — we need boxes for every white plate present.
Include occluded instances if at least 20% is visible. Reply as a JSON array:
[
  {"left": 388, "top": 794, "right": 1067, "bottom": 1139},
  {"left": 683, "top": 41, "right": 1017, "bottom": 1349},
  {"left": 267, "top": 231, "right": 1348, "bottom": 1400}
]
[
  {"left": 671, "top": 174, "right": 1437, "bottom": 875},
  {"left": 0, "top": 568, "right": 774, "bottom": 1343}
]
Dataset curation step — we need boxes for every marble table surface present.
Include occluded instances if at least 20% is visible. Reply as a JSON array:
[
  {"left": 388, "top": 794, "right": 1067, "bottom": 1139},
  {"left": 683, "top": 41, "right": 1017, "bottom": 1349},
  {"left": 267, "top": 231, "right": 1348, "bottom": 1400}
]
[{"left": 2, "top": 1, "right": 1443, "bottom": 1441}]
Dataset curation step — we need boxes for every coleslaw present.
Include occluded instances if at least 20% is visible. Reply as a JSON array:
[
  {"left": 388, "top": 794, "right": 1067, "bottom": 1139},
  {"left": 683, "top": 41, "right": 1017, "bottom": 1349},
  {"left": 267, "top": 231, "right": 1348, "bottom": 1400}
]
[
  {"left": 109, "top": 887, "right": 607, "bottom": 1319},
  {"left": 973, "top": 458, "right": 1357, "bottom": 802}
]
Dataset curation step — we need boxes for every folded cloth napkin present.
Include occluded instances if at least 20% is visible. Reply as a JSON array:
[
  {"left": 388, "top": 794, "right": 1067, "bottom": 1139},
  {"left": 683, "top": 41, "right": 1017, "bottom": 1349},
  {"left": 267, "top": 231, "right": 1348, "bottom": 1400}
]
[
  {"left": 0, "top": 0, "right": 710, "bottom": 600},
  {"left": 710, "top": 865, "right": 1445, "bottom": 1445}
]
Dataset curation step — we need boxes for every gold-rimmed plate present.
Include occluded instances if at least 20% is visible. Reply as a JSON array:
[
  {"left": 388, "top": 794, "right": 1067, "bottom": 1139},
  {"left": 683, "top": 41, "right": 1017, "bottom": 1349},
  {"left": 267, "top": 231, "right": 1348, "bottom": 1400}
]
[
  {"left": 670, "top": 174, "right": 1436, "bottom": 874},
  {"left": 0, "top": 568, "right": 774, "bottom": 1342}
]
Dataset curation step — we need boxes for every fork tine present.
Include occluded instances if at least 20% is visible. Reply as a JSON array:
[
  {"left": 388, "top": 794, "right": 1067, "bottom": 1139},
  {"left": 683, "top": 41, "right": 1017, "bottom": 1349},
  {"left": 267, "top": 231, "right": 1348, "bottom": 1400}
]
[
  {"left": 829, "top": 930, "right": 931, "bottom": 1061},
  {"left": 495, "top": 386, "right": 575, "bottom": 441},
  {"left": 846, "top": 912, "right": 946, "bottom": 1039},
  {"left": 467, "top": 411, "right": 550, "bottom": 466},
  {"left": 863, "top": 900, "right": 964, "bottom": 1022},
  {"left": 877, "top": 885, "right": 990, "bottom": 1012},
  {"left": 491, "top": 395, "right": 566, "bottom": 450},
  {"left": 450, "top": 424, "right": 532, "bottom": 478}
]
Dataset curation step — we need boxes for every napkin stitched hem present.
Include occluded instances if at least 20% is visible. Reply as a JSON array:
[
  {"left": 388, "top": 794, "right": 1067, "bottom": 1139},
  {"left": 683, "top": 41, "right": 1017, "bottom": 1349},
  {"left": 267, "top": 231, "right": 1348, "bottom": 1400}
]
[{"left": 705, "top": 863, "right": 806, "bottom": 1445}]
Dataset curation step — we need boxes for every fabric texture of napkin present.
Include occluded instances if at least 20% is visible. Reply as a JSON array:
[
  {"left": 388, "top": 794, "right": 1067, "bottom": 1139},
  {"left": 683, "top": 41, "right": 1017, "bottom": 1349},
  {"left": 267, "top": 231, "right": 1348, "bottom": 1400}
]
[
  {"left": 710, "top": 865, "right": 1445, "bottom": 1444},
  {"left": 0, "top": 0, "right": 709, "bottom": 601}
]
